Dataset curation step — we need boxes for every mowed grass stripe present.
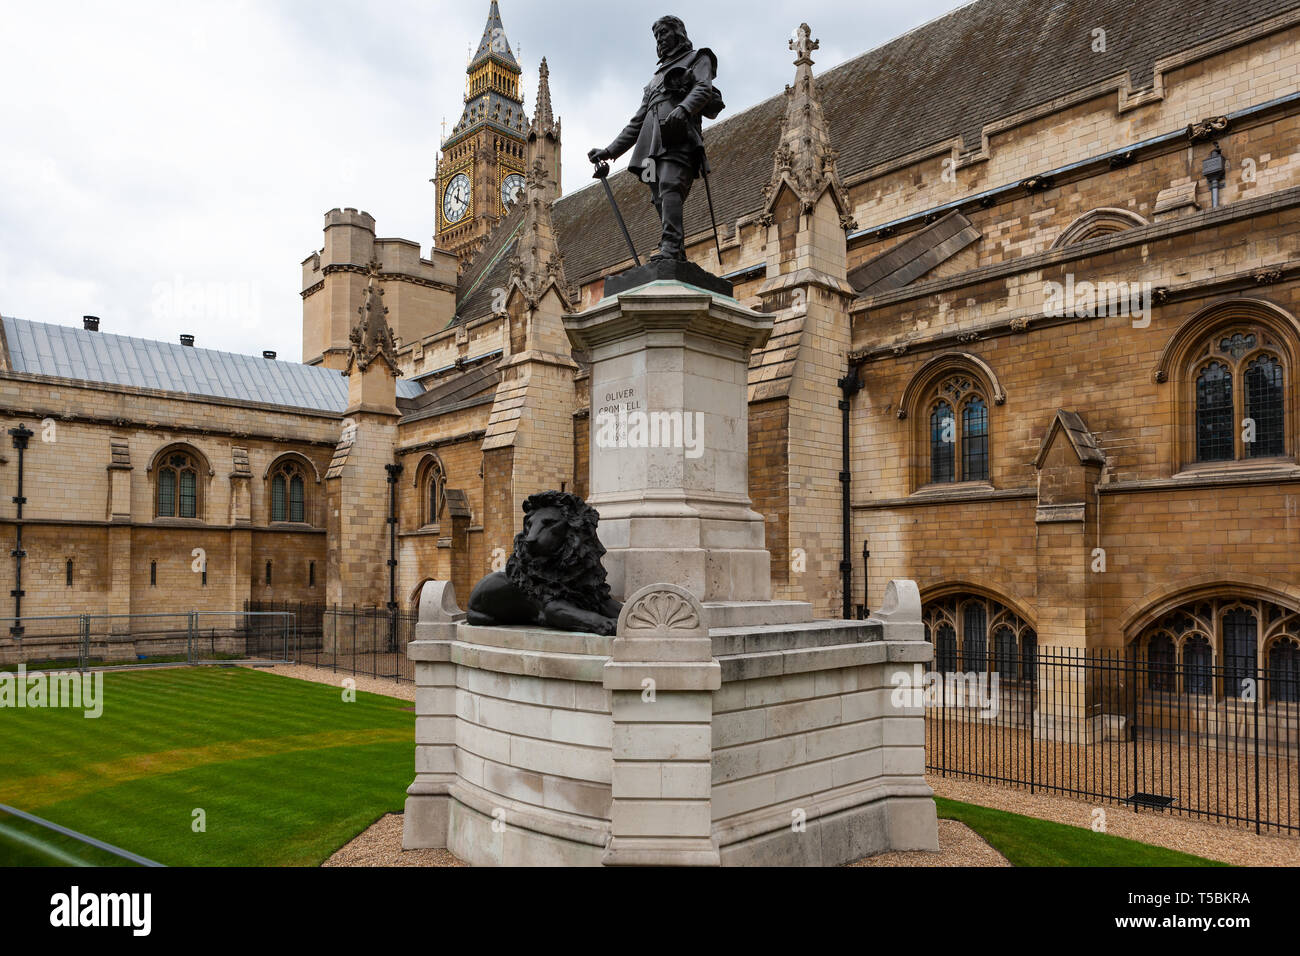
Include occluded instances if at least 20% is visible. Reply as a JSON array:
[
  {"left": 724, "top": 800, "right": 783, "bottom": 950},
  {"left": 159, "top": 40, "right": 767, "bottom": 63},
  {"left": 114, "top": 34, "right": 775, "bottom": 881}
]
[
  {"left": 30, "top": 741, "right": 413, "bottom": 866},
  {"left": 0, "top": 670, "right": 390, "bottom": 782},
  {"left": 1, "top": 668, "right": 415, "bottom": 864},
  {"left": 2, "top": 727, "right": 411, "bottom": 809}
]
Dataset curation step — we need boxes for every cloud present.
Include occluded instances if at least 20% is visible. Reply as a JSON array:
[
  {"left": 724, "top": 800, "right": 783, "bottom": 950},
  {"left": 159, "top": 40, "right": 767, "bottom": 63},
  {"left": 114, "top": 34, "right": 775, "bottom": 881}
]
[{"left": 0, "top": 0, "right": 964, "bottom": 360}]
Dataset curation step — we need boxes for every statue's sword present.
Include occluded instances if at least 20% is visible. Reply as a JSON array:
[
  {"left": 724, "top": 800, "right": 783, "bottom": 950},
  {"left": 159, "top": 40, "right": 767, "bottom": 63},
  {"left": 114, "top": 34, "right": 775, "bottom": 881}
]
[
  {"left": 592, "top": 159, "right": 641, "bottom": 268},
  {"left": 700, "top": 149, "right": 724, "bottom": 267}
]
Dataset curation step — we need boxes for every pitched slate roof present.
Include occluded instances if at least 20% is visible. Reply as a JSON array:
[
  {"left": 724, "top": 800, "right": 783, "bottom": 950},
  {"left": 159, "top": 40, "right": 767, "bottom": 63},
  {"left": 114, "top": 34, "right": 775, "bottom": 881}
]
[
  {"left": 470, "top": 1, "right": 518, "bottom": 70},
  {"left": 1035, "top": 409, "right": 1106, "bottom": 468},
  {"left": 541, "top": 0, "right": 1300, "bottom": 289},
  {"left": 0, "top": 316, "right": 423, "bottom": 413},
  {"left": 455, "top": 198, "right": 528, "bottom": 323}
]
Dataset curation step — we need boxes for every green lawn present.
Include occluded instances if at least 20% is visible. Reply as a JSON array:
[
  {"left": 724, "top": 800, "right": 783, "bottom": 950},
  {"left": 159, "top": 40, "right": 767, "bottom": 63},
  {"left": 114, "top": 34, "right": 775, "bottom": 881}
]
[
  {"left": 934, "top": 797, "right": 1226, "bottom": 866},
  {"left": 0, "top": 666, "right": 1229, "bottom": 868},
  {"left": 0, "top": 667, "right": 414, "bottom": 866}
]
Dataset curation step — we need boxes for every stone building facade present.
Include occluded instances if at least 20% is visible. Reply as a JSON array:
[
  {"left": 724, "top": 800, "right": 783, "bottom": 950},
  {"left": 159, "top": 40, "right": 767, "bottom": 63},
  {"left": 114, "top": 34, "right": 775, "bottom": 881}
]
[{"left": 3, "top": 0, "right": 1300, "bottom": 691}]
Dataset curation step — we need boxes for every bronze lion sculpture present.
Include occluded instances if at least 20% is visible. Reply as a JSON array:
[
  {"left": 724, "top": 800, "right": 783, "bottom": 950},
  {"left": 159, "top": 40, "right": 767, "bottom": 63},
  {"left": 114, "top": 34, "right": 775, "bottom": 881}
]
[{"left": 466, "top": 490, "right": 622, "bottom": 634}]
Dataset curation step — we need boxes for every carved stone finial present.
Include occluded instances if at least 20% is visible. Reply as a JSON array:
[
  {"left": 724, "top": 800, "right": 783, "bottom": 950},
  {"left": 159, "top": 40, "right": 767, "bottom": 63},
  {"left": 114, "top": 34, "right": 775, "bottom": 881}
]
[
  {"left": 346, "top": 258, "right": 399, "bottom": 374},
  {"left": 506, "top": 152, "right": 569, "bottom": 313},
  {"left": 761, "top": 22, "right": 852, "bottom": 230},
  {"left": 531, "top": 56, "right": 555, "bottom": 134},
  {"left": 790, "top": 23, "right": 818, "bottom": 66}
]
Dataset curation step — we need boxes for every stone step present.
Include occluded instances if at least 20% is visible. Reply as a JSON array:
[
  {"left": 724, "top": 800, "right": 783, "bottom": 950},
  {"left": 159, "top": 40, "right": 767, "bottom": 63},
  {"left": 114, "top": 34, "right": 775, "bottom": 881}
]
[
  {"left": 702, "top": 601, "right": 814, "bottom": 629},
  {"left": 709, "top": 618, "right": 883, "bottom": 657}
]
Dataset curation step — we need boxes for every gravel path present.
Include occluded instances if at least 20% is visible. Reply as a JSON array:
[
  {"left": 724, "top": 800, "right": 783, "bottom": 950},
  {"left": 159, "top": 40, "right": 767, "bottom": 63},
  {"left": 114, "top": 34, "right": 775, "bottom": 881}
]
[
  {"left": 243, "top": 662, "right": 415, "bottom": 701},
  {"left": 324, "top": 812, "right": 1003, "bottom": 867},
  {"left": 323, "top": 814, "right": 465, "bottom": 867},
  {"left": 849, "top": 819, "right": 1008, "bottom": 866}
]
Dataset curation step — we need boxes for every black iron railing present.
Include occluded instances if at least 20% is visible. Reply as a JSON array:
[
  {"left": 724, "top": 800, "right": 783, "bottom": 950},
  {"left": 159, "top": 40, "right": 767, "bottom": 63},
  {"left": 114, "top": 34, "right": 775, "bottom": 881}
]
[{"left": 925, "top": 645, "right": 1299, "bottom": 835}]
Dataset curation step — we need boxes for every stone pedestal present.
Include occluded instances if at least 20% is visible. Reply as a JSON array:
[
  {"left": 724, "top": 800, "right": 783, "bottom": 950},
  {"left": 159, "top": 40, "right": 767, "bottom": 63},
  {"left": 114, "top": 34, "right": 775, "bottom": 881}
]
[
  {"left": 603, "top": 584, "right": 720, "bottom": 866},
  {"left": 401, "top": 578, "right": 939, "bottom": 866},
  {"left": 401, "top": 581, "right": 463, "bottom": 852},
  {"left": 564, "top": 279, "right": 774, "bottom": 603}
]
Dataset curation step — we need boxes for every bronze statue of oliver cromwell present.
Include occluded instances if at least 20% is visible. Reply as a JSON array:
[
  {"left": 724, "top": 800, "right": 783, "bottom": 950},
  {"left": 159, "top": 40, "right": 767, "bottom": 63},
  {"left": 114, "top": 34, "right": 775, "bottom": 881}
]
[{"left": 588, "top": 16, "right": 724, "bottom": 261}]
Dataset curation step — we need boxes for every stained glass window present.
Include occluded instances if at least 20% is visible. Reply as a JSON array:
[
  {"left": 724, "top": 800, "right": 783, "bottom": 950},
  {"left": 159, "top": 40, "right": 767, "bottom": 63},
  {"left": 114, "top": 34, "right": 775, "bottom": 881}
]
[
  {"left": 1245, "top": 354, "right": 1284, "bottom": 458},
  {"left": 935, "top": 624, "right": 957, "bottom": 673},
  {"left": 1183, "top": 636, "right": 1212, "bottom": 695},
  {"left": 156, "top": 451, "right": 198, "bottom": 519},
  {"left": 158, "top": 469, "right": 176, "bottom": 517},
  {"left": 1270, "top": 639, "right": 1300, "bottom": 703},
  {"left": 290, "top": 475, "right": 305, "bottom": 523},
  {"left": 1195, "top": 362, "right": 1234, "bottom": 462},
  {"left": 271, "top": 474, "right": 287, "bottom": 522},
  {"left": 930, "top": 401, "right": 955, "bottom": 484},
  {"left": 1148, "top": 633, "right": 1175, "bottom": 692},
  {"left": 1223, "top": 608, "right": 1257, "bottom": 698},
  {"left": 962, "top": 602, "right": 987, "bottom": 671},
  {"left": 993, "top": 626, "right": 1017, "bottom": 678},
  {"left": 962, "top": 398, "right": 989, "bottom": 481}
]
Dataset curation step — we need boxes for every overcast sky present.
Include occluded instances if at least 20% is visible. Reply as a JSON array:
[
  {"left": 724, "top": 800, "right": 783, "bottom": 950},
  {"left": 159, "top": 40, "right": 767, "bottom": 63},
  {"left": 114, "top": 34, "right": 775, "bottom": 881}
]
[{"left": 0, "top": 0, "right": 966, "bottom": 361}]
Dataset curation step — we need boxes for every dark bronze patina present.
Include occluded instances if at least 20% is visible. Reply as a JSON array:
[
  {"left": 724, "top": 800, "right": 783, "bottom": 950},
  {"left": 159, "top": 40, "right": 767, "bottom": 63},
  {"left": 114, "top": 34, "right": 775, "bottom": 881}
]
[
  {"left": 588, "top": 16, "right": 724, "bottom": 264},
  {"left": 466, "top": 491, "right": 622, "bottom": 634}
]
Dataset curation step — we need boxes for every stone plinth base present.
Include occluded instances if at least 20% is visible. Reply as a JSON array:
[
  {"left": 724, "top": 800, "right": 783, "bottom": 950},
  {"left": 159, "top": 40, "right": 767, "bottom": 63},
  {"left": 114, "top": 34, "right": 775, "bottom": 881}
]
[
  {"left": 402, "top": 580, "right": 938, "bottom": 866},
  {"left": 564, "top": 280, "right": 775, "bottom": 604},
  {"left": 603, "top": 259, "right": 734, "bottom": 298}
]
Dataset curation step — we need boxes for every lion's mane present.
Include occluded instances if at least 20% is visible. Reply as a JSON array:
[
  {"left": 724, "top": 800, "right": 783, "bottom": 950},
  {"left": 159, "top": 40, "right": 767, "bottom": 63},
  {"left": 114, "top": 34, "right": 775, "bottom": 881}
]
[{"left": 504, "top": 491, "right": 613, "bottom": 612}]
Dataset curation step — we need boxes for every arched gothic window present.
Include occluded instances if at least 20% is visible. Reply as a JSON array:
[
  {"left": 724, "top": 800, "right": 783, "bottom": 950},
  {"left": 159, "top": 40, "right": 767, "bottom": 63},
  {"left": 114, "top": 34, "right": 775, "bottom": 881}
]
[
  {"left": 923, "top": 593, "right": 1035, "bottom": 682},
  {"left": 926, "top": 376, "right": 991, "bottom": 485},
  {"left": 1189, "top": 328, "right": 1287, "bottom": 463},
  {"left": 1133, "top": 595, "right": 1300, "bottom": 700},
  {"left": 270, "top": 460, "right": 307, "bottom": 523},
  {"left": 424, "top": 459, "right": 447, "bottom": 526},
  {"left": 1183, "top": 635, "right": 1212, "bottom": 695},
  {"left": 1269, "top": 638, "right": 1300, "bottom": 703},
  {"left": 157, "top": 451, "right": 200, "bottom": 519},
  {"left": 1147, "top": 633, "right": 1176, "bottom": 692}
]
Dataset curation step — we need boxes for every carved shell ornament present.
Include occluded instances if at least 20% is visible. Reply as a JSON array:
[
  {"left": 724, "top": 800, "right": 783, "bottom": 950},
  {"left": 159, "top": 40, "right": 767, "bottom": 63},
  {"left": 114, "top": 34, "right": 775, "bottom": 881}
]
[{"left": 625, "top": 590, "right": 700, "bottom": 631}]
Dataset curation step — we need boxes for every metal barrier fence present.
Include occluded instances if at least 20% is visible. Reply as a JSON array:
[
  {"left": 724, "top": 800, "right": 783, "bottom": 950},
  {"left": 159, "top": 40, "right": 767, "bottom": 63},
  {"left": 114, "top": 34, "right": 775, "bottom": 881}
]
[
  {"left": 925, "top": 646, "right": 1300, "bottom": 835},
  {"left": 246, "top": 601, "right": 417, "bottom": 683},
  {"left": 0, "top": 611, "right": 294, "bottom": 671},
  {"left": 0, "top": 802, "right": 163, "bottom": 867}
]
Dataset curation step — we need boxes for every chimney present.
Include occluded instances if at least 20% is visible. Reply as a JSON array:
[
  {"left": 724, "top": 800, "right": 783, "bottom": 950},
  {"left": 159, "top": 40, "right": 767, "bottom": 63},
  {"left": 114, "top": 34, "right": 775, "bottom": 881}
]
[
  {"left": 180, "top": 334, "right": 195, "bottom": 347},
  {"left": 82, "top": 316, "right": 100, "bottom": 331},
  {"left": 262, "top": 350, "right": 277, "bottom": 360}
]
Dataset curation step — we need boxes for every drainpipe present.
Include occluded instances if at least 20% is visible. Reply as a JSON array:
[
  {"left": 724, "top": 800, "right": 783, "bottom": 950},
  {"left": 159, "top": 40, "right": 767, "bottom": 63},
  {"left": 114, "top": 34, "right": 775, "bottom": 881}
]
[
  {"left": 861, "top": 538, "right": 871, "bottom": 619},
  {"left": 385, "top": 463, "right": 403, "bottom": 651},
  {"left": 9, "top": 424, "right": 33, "bottom": 638},
  {"left": 384, "top": 463, "right": 402, "bottom": 608},
  {"left": 837, "top": 369, "right": 863, "bottom": 620}
]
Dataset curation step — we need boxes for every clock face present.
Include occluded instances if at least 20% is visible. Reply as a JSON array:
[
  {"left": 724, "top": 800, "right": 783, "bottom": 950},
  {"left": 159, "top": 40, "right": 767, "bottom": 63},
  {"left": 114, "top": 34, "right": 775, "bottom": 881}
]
[
  {"left": 442, "top": 173, "right": 471, "bottom": 224},
  {"left": 500, "top": 173, "right": 526, "bottom": 209}
]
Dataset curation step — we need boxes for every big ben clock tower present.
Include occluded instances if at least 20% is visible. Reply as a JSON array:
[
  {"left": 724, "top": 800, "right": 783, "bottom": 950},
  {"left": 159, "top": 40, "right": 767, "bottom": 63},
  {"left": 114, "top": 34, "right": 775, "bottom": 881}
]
[{"left": 435, "top": 2, "right": 530, "bottom": 266}]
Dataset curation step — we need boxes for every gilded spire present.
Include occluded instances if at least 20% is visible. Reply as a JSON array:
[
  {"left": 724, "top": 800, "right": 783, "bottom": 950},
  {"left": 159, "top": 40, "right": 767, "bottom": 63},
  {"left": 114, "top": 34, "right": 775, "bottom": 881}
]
[{"left": 470, "top": 1, "right": 518, "bottom": 69}]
